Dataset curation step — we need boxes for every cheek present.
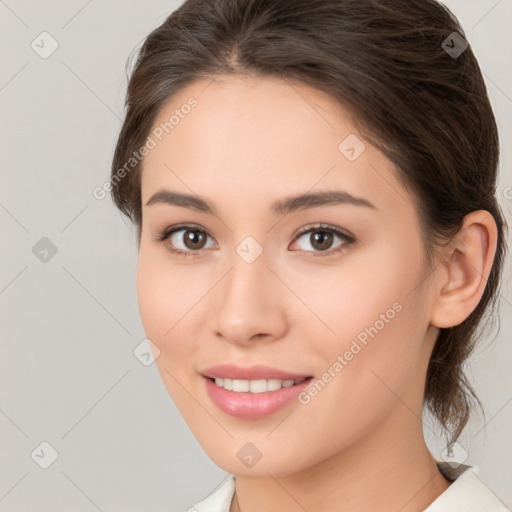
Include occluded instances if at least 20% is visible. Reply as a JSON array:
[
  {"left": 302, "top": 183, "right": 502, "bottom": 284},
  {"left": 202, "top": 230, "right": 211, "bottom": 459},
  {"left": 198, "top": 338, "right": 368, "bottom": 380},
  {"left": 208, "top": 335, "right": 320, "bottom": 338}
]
[
  {"left": 136, "top": 258, "right": 171, "bottom": 339},
  {"left": 136, "top": 242, "right": 198, "bottom": 332},
  {"left": 290, "top": 238, "right": 429, "bottom": 414},
  {"left": 289, "top": 236, "right": 424, "bottom": 348},
  {"left": 136, "top": 250, "right": 195, "bottom": 360},
  {"left": 295, "top": 298, "right": 427, "bottom": 463},
  {"left": 135, "top": 252, "right": 203, "bottom": 412}
]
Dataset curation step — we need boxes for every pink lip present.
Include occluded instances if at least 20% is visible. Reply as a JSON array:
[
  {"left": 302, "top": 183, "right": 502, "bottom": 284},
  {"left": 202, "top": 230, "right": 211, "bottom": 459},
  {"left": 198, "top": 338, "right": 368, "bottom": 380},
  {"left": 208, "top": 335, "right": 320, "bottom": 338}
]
[
  {"left": 200, "top": 363, "right": 312, "bottom": 381},
  {"left": 203, "top": 376, "right": 313, "bottom": 419}
]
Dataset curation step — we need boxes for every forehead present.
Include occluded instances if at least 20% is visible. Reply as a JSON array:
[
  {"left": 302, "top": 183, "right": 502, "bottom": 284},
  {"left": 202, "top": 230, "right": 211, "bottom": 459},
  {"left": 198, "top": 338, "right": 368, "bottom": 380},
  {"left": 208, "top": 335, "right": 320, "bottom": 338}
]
[
  {"left": 140, "top": 75, "right": 412, "bottom": 219},
  {"left": 146, "top": 74, "right": 350, "bottom": 163}
]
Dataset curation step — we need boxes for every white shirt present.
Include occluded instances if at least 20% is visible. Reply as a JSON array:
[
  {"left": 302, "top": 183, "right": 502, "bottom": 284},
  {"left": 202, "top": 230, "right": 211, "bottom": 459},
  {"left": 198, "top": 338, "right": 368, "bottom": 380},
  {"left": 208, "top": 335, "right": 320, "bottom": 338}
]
[{"left": 187, "top": 462, "right": 511, "bottom": 511}]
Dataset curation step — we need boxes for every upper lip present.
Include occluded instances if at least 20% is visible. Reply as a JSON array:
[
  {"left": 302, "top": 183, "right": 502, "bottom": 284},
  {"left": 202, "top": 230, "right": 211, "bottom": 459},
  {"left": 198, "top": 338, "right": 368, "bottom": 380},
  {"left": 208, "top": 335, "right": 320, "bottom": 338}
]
[{"left": 201, "top": 364, "right": 312, "bottom": 381}]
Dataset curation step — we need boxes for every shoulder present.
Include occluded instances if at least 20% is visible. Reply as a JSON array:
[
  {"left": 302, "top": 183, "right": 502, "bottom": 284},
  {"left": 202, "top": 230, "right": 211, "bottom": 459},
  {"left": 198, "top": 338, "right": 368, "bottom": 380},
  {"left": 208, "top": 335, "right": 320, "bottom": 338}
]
[
  {"left": 425, "top": 462, "right": 511, "bottom": 511},
  {"left": 186, "top": 474, "right": 236, "bottom": 512}
]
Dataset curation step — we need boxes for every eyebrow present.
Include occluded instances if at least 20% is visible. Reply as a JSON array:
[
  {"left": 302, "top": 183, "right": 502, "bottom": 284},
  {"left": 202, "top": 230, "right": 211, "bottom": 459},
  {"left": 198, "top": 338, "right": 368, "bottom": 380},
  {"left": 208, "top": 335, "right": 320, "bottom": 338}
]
[{"left": 145, "top": 189, "right": 377, "bottom": 215}]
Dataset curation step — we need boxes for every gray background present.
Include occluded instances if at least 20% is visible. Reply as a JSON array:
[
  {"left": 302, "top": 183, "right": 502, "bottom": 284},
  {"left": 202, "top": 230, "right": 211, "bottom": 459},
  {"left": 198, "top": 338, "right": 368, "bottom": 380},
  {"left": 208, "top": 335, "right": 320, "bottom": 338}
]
[{"left": 1, "top": 0, "right": 511, "bottom": 510}]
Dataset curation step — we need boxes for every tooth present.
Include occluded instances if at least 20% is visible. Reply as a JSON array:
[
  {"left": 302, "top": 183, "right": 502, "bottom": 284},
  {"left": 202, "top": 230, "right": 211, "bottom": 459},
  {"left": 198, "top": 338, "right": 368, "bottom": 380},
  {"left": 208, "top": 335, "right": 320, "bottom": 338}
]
[
  {"left": 213, "top": 377, "right": 308, "bottom": 392},
  {"left": 267, "top": 379, "right": 282, "bottom": 391},
  {"left": 249, "top": 379, "right": 268, "bottom": 393},
  {"left": 232, "top": 379, "right": 250, "bottom": 392}
]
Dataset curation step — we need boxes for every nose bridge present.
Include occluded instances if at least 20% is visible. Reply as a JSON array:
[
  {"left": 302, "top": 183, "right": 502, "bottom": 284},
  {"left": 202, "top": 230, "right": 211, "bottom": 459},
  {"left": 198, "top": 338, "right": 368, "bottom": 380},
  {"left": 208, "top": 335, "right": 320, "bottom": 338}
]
[
  {"left": 221, "top": 242, "right": 270, "bottom": 314},
  {"left": 224, "top": 244, "right": 269, "bottom": 301},
  {"left": 213, "top": 238, "right": 286, "bottom": 344},
  {"left": 223, "top": 230, "right": 270, "bottom": 299}
]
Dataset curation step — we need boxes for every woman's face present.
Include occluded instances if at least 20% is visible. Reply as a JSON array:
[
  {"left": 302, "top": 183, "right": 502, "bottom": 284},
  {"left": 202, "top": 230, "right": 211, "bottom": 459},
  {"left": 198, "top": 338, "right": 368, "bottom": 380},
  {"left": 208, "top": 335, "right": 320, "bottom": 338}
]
[{"left": 136, "top": 75, "right": 440, "bottom": 476}]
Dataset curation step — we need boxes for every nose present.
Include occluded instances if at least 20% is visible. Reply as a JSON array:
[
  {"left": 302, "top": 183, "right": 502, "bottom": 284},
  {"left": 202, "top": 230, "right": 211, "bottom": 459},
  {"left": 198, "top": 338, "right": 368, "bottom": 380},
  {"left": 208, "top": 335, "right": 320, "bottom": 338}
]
[{"left": 212, "top": 249, "right": 288, "bottom": 347}]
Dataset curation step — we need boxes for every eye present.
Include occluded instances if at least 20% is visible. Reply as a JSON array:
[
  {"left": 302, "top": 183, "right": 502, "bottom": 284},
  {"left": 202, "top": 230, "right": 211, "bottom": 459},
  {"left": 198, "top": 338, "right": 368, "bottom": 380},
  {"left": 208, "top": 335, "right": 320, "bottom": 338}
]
[
  {"left": 154, "top": 222, "right": 355, "bottom": 258},
  {"left": 290, "top": 223, "right": 355, "bottom": 256},
  {"left": 154, "top": 224, "right": 217, "bottom": 257}
]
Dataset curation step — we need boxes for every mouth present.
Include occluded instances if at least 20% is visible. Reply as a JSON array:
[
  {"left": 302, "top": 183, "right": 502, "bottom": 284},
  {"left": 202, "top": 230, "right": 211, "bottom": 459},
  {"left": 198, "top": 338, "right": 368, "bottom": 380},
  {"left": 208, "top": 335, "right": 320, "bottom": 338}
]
[
  {"left": 205, "top": 376, "right": 313, "bottom": 393},
  {"left": 202, "top": 374, "right": 315, "bottom": 419},
  {"left": 199, "top": 364, "right": 315, "bottom": 418}
]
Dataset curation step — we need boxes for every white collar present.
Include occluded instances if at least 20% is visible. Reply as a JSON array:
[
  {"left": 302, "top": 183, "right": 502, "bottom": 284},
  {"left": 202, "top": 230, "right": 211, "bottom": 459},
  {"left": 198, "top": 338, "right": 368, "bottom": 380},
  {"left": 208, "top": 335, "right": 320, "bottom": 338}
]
[
  {"left": 424, "top": 462, "right": 510, "bottom": 511},
  {"left": 189, "top": 465, "right": 510, "bottom": 512}
]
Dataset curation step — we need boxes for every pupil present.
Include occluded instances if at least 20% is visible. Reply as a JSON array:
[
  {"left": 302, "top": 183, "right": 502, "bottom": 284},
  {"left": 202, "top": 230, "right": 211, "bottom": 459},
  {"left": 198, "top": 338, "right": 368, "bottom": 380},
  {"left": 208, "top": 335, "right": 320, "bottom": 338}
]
[
  {"left": 185, "top": 230, "right": 205, "bottom": 249},
  {"left": 312, "top": 231, "right": 332, "bottom": 251}
]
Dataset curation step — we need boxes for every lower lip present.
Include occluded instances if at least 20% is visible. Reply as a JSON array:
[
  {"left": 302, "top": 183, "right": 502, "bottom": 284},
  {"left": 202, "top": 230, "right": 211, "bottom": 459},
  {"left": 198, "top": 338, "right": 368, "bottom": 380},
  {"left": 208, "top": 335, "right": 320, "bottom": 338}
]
[{"left": 203, "top": 376, "right": 313, "bottom": 419}]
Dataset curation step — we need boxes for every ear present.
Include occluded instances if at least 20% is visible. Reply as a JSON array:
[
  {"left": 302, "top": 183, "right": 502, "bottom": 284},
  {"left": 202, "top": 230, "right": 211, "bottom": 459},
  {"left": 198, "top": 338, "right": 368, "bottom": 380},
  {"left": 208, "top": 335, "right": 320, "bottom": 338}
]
[{"left": 430, "top": 210, "right": 498, "bottom": 329}]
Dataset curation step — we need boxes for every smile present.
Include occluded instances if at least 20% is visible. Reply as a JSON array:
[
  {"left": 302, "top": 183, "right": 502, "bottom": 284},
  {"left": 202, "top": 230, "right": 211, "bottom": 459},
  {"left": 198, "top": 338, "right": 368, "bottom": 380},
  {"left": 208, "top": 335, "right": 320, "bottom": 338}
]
[
  {"left": 203, "top": 375, "right": 314, "bottom": 419},
  {"left": 211, "top": 377, "right": 309, "bottom": 393}
]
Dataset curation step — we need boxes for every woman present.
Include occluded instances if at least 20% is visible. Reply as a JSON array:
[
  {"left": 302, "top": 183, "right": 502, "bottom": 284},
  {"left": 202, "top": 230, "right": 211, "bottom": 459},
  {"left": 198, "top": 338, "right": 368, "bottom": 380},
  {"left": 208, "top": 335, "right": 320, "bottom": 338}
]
[{"left": 110, "top": 0, "right": 510, "bottom": 510}]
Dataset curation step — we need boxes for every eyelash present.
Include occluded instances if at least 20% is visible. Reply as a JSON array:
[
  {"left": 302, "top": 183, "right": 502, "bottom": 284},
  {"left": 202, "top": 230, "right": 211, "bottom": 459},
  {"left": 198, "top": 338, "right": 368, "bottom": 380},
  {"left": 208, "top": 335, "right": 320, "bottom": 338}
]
[{"left": 153, "top": 223, "right": 355, "bottom": 259}]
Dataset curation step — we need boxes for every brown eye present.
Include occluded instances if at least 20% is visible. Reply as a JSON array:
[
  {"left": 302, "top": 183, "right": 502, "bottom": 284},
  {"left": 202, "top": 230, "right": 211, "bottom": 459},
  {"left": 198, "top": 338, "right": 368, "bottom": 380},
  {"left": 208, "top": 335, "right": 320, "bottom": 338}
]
[
  {"left": 156, "top": 224, "right": 217, "bottom": 256},
  {"left": 181, "top": 229, "right": 207, "bottom": 250},
  {"left": 291, "top": 224, "right": 355, "bottom": 256},
  {"left": 309, "top": 230, "right": 334, "bottom": 251}
]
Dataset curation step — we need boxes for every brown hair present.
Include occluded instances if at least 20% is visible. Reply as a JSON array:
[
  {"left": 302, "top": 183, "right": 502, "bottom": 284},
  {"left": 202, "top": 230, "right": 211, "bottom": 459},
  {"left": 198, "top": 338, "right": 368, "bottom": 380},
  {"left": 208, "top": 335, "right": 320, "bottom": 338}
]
[{"left": 110, "top": 0, "right": 507, "bottom": 446}]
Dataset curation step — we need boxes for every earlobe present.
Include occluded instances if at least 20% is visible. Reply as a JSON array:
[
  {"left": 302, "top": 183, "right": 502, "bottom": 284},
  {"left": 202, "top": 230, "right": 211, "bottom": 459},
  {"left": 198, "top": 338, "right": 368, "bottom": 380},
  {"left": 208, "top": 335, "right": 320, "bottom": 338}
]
[{"left": 430, "top": 210, "right": 497, "bottom": 329}]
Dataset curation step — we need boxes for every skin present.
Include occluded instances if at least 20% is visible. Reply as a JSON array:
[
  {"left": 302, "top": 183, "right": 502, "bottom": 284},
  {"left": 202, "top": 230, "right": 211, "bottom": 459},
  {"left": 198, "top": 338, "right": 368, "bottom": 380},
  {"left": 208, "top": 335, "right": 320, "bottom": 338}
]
[{"left": 136, "top": 74, "right": 497, "bottom": 511}]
